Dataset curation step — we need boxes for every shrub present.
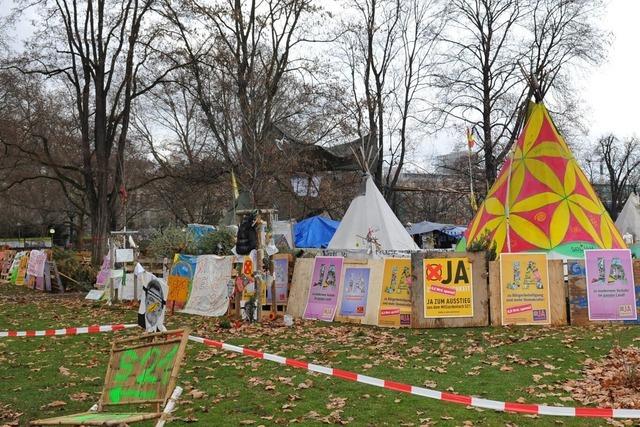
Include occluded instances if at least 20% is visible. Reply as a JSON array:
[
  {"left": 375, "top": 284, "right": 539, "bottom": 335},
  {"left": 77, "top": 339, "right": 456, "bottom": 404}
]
[
  {"left": 197, "top": 229, "right": 236, "bottom": 256},
  {"left": 146, "top": 227, "right": 196, "bottom": 258},
  {"left": 466, "top": 230, "right": 497, "bottom": 261},
  {"left": 51, "top": 248, "right": 95, "bottom": 291}
]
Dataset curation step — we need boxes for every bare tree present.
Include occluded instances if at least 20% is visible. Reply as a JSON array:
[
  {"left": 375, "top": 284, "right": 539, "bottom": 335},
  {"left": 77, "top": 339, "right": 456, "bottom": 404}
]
[
  {"left": 596, "top": 134, "right": 640, "bottom": 220},
  {"left": 163, "top": 0, "right": 322, "bottom": 206},
  {"left": 433, "top": 0, "right": 608, "bottom": 191},
  {"left": 4, "top": 0, "right": 179, "bottom": 264}
]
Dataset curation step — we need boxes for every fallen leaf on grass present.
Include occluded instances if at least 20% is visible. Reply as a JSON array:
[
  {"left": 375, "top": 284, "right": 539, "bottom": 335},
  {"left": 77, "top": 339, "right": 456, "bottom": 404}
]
[{"left": 58, "top": 366, "right": 71, "bottom": 376}]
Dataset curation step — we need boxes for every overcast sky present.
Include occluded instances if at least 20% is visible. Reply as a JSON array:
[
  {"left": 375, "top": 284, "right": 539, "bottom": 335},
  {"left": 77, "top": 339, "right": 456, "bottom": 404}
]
[{"left": 582, "top": 0, "right": 640, "bottom": 139}]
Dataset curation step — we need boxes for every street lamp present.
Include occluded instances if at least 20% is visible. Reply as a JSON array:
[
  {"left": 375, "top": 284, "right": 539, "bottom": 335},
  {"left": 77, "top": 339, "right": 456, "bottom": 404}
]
[{"left": 49, "top": 227, "right": 55, "bottom": 247}]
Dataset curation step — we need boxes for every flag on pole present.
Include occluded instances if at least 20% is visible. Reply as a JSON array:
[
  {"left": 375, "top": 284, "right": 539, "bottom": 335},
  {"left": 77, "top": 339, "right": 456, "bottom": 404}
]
[
  {"left": 466, "top": 128, "right": 475, "bottom": 150},
  {"left": 231, "top": 170, "right": 240, "bottom": 200}
]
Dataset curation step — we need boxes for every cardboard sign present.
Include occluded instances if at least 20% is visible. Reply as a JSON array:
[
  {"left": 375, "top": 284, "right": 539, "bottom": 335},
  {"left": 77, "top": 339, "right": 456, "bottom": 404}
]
[
  {"left": 86, "top": 289, "right": 105, "bottom": 300},
  {"left": 378, "top": 258, "right": 412, "bottom": 327},
  {"left": 423, "top": 257, "right": 473, "bottom": 318},
  {"left": 115, "top": 248, "right": 134, "bottom": 263},
  {"left": 500, "top": 253, "right": 550, "bottom": 325},
  {"left": 585, "top": 249, "right": 637, "bottom": 321}
]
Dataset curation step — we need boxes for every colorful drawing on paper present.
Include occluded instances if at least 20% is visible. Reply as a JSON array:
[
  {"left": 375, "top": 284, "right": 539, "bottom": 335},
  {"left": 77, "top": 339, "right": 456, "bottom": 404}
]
[
  {"left": 378, "top": 258, "right": 412, "bottom": 327},
  {"left": 423, "top": 258, "right": 473, "bottom": 318},
  {"left": 303, "top": 256, "right": 344, "bottom": 321},
  {"left": 339, "top": 267, "right": 370, "bottom": 317},
  {"left": 166, "top": 254, "right": 197, "bottom": 310},
  {"left": 585, "top": 249, "right": 637, "bottom": 321},
  {"left": 500, "top": 253, "right": 550, "bottom": 325},
  {"left": 267, "top": 257, "right": 289, "bottom": 304}
]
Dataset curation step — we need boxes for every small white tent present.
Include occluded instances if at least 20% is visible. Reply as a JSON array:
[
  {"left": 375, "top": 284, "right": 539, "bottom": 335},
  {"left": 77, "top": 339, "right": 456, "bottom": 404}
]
[
  {"left": 328, "top": 174, "right": 419, "bottom": 251},
  {"left": 615, "top": 192, "right": 640, "bottom": 244}
]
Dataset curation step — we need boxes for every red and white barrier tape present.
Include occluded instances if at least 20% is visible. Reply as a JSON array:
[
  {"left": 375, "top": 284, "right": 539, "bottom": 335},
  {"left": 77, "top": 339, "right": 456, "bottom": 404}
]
[
  {"left": 0, "top": 323, "right": 138, "bottom": 338},
  {"left": 188, "top": 335, "right": 640, "bottom": 419}
]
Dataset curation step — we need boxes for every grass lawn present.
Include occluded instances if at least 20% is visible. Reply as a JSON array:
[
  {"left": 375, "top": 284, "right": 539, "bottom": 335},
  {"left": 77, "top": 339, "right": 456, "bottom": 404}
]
[{"left": 0, "top": 284, "right": 639, "bottom": 426}]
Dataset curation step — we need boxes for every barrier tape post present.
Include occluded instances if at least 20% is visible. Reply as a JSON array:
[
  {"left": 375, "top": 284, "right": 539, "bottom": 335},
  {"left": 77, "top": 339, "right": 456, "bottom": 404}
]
[
  {"left": 187, "top": 335, "right": 640, "bottom": 420},
  {"left": 0, "top": 323, "right": 138, "bottom": 338}
]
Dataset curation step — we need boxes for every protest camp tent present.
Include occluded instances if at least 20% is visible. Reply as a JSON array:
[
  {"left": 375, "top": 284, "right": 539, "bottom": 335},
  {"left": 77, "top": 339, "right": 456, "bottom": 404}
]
[
  {"left": 457, "top": 102, "right": 624, "bottom": 258},
  {"left": 294, "top": 215, "right": 340, "bottom": 248},
  {"left": 328, "top": 174, "right": 419, "bottom": 251},
  {"left": 615, "top": 192, "right": 640, "bottom": 244}
]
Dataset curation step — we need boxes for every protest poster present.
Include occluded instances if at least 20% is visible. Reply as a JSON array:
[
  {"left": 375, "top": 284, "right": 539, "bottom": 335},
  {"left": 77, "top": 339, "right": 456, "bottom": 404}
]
[
  {"left": 303, "top": 256, "right": 344, "bottom": 321},
  {"left": 267, "top": 256, "right": 289, "bottom": 304},
  {"left": 378, "top": 258, "right": 412, "bottom": 327},
  {"left": 26, "top": 250, "right": 47, "bottom": 278},
  {"left": 500, "top": 253, "right": 550, "bottom": 325},
  {"left": 423, "top": 257, "right": 473, "bottom": 318},
  {"left": 585, "top": 249, "right": 637, "bottom": 321},
  {"left": 339, "top": 267, "right": 370, "bottom": 317},
  {"left": 167, "top": 254, "right": 197, "bottom": 310}
]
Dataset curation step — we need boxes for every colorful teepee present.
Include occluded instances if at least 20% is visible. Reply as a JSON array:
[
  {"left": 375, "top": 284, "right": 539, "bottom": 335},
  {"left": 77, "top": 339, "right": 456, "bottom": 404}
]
[{"left": 457, "top": 102, "right": 624, "bottom": 258}]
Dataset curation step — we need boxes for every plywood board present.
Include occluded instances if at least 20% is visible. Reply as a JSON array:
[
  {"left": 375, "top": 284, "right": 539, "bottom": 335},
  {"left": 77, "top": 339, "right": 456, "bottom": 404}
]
[
  {"left": 411, "top": 252, "right": 489, "bottom": 328},
  {"left": 286, "top": 258, "right": 314, "bottom": 318},
  {"left": 568, "top": 260, "right": 640, "bottom": 326},
  {"left": 491, "top": 259, "right": 566, "bottom": 326},
  {"left": 361, "top": 259, "right": 385, "bottom": 326},
  {"left": 488, "top": 261, "right": 501, "bottom": 326},
  {"left": 567, "top": 260, "right": 589, "bottom": 326},
  {"left": 548, "top": 259, "right": 568, "bottom": 326}
]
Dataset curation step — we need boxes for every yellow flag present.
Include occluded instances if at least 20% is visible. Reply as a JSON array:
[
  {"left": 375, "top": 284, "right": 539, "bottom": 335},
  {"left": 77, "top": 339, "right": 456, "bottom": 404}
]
[{"left": 231, "top": 170, "right": 239, "bottom": 200}]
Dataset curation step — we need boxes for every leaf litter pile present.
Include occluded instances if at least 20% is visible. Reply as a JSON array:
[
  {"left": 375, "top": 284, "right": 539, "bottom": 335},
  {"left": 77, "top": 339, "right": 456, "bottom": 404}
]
[
  {"left": 564, "top": 346, "right": 640, "bottom": 409},
  {"left": 1, "top": 285, "right": 640, "bottom": 426}
]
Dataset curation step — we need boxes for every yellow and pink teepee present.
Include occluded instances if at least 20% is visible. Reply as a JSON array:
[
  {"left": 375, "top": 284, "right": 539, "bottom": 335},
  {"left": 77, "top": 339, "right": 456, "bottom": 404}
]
[{"left": 458, "top": 103, "right": 624, "bottom": 258}]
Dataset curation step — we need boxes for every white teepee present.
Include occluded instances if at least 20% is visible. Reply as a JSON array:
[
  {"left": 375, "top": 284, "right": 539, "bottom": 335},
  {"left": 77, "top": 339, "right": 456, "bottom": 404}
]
[
  {"left": 328, "top": 174, "right": 419, "bottom": 251},
  {"left": 615, "top": 192, "right": 640, "bottom": 244}
]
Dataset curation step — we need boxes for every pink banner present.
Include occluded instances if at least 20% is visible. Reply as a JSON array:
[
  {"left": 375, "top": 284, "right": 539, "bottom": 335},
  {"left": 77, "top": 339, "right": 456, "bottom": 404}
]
[{"left": 303, "top": 256, "right": 343, "bottom": 321}]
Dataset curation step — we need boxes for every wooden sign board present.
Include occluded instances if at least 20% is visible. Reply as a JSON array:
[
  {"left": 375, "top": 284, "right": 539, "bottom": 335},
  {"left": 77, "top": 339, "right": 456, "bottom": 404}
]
[
  {"left": 411, "top": 251, "right": 489, "bottom": 328},
  {"left": 489, "top": 259, "right": 567, "bottom": 326}
]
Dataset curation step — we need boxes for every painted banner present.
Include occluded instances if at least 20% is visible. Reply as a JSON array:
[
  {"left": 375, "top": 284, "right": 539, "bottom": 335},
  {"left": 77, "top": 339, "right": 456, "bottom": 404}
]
[
  {"left": 137, "top": 274, "right": 168, "bottom": 332},
  {"left": 500, "top": 253, "right": 550, "bottom": 325},
  {"left": 339, "top": 267, "right": 370, "bottom": 317},
  {"left": 167, "top": 254, "right": 198, "bottom": 310},
  {"left": 585, "top": 249, "right": 637, "bottom": 321},
  {"left": 266, "top": 257, "right": 289, "bottom": 304},
  {"left": 423, "top": 257, "right": 473, "bottom": 318},
  {"left": 303, "top": 256, "right": 344, "bottom": 321},
  {"left": 15, "top": 252, "right": 30, "bottom": 286},
  {"left": 378, "top": 258, "right": 412, "bottom": 327},
  {"left": 27, "top": 250, "right": 47, "bottom": 278},
  {"left": 182, "top": 255, "right": 231, "bottom": 317},
  {"left": 95, "top": 255, "right": 111, "bottom": 288}
]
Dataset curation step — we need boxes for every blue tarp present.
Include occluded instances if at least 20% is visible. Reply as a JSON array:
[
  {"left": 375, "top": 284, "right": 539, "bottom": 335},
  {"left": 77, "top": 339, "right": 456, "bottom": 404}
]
[
  {"left": 406, "top": 221, "right": 466, "bottom": 239},
  {"left": 294, "top": 216, "right": 340, "bottom": 248},
  {"left": 187, "top": 223, "right": 216, "bottom": 242}
]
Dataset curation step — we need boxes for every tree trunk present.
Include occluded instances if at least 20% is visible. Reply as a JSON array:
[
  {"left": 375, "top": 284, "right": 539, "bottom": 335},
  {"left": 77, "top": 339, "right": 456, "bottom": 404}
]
[{"left": 90, "top": 197, "right": 110, "bottom": 266}]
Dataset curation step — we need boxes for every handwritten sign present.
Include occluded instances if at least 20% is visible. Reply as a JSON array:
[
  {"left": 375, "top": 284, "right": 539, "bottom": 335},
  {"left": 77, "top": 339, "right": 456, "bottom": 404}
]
[{"left": 104, "top": 341, "right": 180, "bottom": 405}]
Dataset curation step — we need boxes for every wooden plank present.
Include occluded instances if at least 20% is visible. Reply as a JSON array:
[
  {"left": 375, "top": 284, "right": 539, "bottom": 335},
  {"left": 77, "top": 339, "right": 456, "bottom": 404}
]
[
  {"left": 567, "top": 260, "right": 589, "bottom": 326},
  {"left": 361, "top": 259, "right": 385, "bottom": 326},
  {"left": 411, "top": 252, "right": 489, "bottom": 328},
  {"left": 548, "top": 259, "right": 567, "bottom": 326},
  {"left": 488, "top": 261, "right": 501, "bottom": 326},
  {"left": 286, "top": 258, "right": 314, "bottom": 318}
]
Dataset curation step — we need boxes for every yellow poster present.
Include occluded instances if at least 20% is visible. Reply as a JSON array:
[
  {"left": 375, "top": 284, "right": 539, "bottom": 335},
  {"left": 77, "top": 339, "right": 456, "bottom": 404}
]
[
  {"left": 378, "top": 258, "right": 412, "bottom": 327},
  {"left": 423, "top": 258, "right": 473, "bottom": 318},
  {"left": 15, "top": 253, "right": 30, "bottom": 286},
  {"left": 500, "top": 253, "right": 550, "bottom": 325}
]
